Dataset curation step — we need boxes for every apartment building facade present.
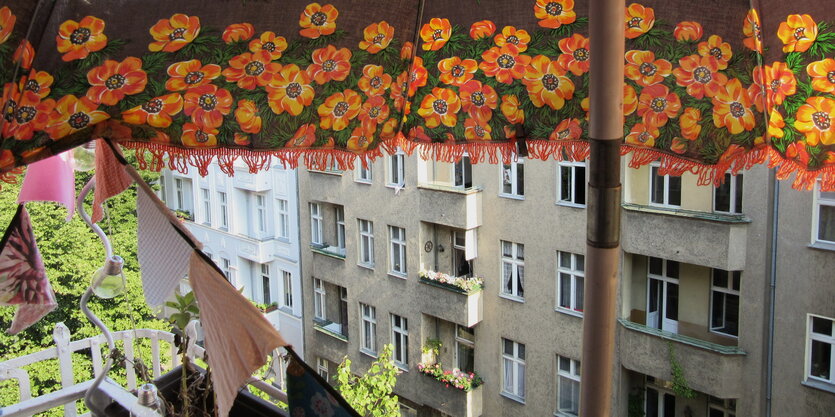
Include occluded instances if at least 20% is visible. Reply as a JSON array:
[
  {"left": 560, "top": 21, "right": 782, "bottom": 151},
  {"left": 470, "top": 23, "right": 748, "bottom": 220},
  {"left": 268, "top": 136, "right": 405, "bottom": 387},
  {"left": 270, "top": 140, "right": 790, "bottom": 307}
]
[
  {"left": 298, "top": 151, "right": 835, "bottom": 416},
  {"left": 160, "top": 160, "right": 305, "bottom": 354}
]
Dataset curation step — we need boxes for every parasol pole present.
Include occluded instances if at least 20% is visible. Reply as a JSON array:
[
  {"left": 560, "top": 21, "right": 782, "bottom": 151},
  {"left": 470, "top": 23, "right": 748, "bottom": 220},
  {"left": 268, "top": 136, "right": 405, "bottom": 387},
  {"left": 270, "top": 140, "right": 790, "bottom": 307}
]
[{"left": 580, "top": 0, "right": 624, "bottom": 415}]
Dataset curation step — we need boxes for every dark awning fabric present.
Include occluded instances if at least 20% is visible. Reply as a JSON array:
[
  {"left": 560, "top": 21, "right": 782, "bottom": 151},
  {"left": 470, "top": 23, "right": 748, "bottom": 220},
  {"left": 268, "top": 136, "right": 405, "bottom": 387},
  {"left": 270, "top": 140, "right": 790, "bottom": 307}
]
[{"left": 0, "top": 0, "right": 833, "bottom": 189}]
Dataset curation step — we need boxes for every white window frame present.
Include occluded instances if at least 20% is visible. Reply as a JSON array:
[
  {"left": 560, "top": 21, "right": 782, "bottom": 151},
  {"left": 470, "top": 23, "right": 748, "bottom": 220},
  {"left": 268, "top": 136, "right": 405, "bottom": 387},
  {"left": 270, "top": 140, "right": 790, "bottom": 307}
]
[
  {"left": 806, "top": 314, "right": 835, "bottom": 386},
  {"left": 713, "top": 172, "right": 743, "bottom": 214},
  {"left": 501, "top": 338, "right": 525, "bottom": 402},
  {"left": 500, "top": 240, "right": 525, "bottom": 301},
  {"left": 454, "top": 154, "right": 473, "bottom": 189},
  {"left": 556, "top": 251, "right": 584, "bottom": 316},
  {"left": 201, "top": 188, "right": 211, "bottom": 225},
  {"left": 387, "top": 149, "right": 405, "bottom": 188},
  {"left": 389, "top": 226, "right": 407, "bottom": 277},
  {"left": 310, "top": 203, "right": 323, "bottom": 245},
  {"left": 358, "top": 219, "right": 375, "bottom": 268},
  {"left": 255, "top": 193, "right": 267, "bottom": 235},
  {"left": 277, "top": 199, "right": 290, "bottom": 240},
  {"left": 281, "top": 270, "right": 293, "bottom": 309},
  {"left": 158, "top": 178, "right": 167, "bottom": 203},
  {"left": 391, "top": 314, "right": 409, "bottom": 369},
  {"left": 556, "top": 355, "right": 580, "bottom": 417},
  {"left": 360, "top": 303, "right": 377, "bottom": 356},
  {"left": 812, "top": 182, "right": 835, "bottom": 245},
  {"left": 709, "top": 269, "right": 740, "bottom": 338},
  {"left": 218, "top": 191, "right": 228, "bottom": 230},
  {"left": 500, "top": 158, "right": 525, "bottom": 199},
  {"left": 646, "top": 257, "right": 680, "bottom": 334},
  {"left": 336, "top": 206, "right": 346, "bottom": 252},
  {"left": 175, "top": 178, "right": 184, "bottom": 210},
  {"left": 649, "top": 162, "right": 681, "bottom": 208},
  {"left": 259, "top": 263, "right": 271, "bottom": 305},
  {"left": 356, "top": 157, "right": 373, "bottom": 184},
  {"left": 313, "top": 278, "right": 326, "bottom": 321},
  {"left": 452, "top": 231, "right": 473, "bottom": 278},
  {"left": 317, "top": 358, "right": 329, "bottom": 380},
  {"left": 557, "top": 161, "right": 586, "bottom": 207},
  {"left": 455, "top": 325, "right": 475, "bottom": 373}
]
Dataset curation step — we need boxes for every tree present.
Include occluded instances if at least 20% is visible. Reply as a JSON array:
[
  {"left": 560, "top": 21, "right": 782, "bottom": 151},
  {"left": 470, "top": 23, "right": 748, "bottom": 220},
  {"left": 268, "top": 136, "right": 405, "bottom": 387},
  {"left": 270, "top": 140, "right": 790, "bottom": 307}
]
[
  {"left": 335, "top": 344, "right": 400, "bottom": 417},
  {"left": 0, "top": 152, "right": 169, "bottom": 414}
]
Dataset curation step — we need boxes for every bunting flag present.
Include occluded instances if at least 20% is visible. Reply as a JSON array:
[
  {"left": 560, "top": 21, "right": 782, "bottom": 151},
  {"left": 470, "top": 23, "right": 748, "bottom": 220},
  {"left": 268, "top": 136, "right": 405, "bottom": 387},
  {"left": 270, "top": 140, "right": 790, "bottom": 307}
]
[
  {"left": 0, "top": 205, "right": 57, "bottom": 334},
  {"left": 91, "top": 139, "right": 133, "bottom": 224},
  {"left": 136, "top": 182, "right": 192, "bottom": 306},
  {"left": 17, "top": 153, "right": 75, "bottom": 221},
  {"left": 285, "top": 347, "right": 362, "bottom": 417},
  {"left": 188, "top": 250, "right": 288, "bottom": 417}
]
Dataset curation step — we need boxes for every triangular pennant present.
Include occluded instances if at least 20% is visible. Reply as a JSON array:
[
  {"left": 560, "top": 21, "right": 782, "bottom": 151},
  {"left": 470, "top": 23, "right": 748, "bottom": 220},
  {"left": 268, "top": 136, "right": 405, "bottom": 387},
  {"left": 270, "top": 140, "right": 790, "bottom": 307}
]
[
  {"left": 188, "top": 251, "right": 287, "bottom": 417},
  {"left": 0, "top": 205, "right": 57, "bottom": 334},
  {"left": 17, "top": 153, "right": 75, "bottom": 221},
  {"left": 136, "top": 185, "right": 193, "bottom": 306},
  {"left": 285, "top": 348, "right": 362, "bottom": 417},
  {"left": 91, "top": 139, "right": 133, "bottom": 224}
]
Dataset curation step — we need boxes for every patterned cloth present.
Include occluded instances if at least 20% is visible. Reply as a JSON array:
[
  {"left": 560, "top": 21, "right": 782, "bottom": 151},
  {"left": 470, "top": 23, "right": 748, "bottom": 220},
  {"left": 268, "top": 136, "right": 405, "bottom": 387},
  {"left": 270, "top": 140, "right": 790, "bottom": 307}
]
[
  {"left": 0, "top": 0, "right": 833, "bottom": 190},
  {"left": 91, "top": 138, "right": 133, "bottom": 223},
  {"left": 0, "top": 205, "right": 57, "bottom": 334},
  {"left": 286, "top": 348, "right": 362, "bottom": 417}
]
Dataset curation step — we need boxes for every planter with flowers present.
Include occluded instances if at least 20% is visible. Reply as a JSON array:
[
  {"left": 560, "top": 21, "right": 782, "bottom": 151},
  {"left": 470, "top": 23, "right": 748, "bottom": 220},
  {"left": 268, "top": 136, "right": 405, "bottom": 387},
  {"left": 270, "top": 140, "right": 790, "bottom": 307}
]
[
  {"left": 418, "top": 270, "right": 483, "bottom": 294},
  {"left": 417, "top": 362, "right": 484, "bottom": 392}
]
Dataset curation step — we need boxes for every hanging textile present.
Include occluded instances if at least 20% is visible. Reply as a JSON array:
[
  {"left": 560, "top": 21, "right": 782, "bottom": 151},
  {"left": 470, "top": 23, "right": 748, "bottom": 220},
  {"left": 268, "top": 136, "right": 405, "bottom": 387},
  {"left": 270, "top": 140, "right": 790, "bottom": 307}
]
[
  {"left": 285, "top": 347, "right": 363, "bottom": 417},
  {"left": 0, "top": 0, "right": 831, "bottom": 189},
  {"left": 17, "top": 152, "right": 75, "bottom": 220}
]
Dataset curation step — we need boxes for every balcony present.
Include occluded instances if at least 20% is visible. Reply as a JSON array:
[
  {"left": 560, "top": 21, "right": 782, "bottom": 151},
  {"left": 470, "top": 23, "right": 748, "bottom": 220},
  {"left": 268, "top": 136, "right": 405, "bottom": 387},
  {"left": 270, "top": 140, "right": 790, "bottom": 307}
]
[
  {"left": 417, "top": 184, "right": 482, "bottom": 229},
  {"left": 185, "top": 222, "right": 278, "bottom": 263},
  {"left": 621, "top": 203, "right": 750, "bottom": 271},
  {"left": 233, "top": 169, "right": 272, "bottom": 192},
  {"left": 618, "top": 319, "right": 746, "bottom": 398},
  {"left": 418, "top": 271, "right": 483, "bottom": 327},
  {"left": 415, "top": 371, "right": 483, "bottom": 417}
]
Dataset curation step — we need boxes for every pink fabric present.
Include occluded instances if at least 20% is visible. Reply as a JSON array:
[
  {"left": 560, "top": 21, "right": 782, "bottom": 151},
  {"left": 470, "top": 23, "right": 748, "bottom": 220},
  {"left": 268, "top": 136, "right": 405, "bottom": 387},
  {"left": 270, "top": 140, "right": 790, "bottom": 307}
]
[
  {"left": 18, "top": 153, "right": 75, "bottom": 221},
  {"left": 92, "top": 139, "right": 133, "bottom": 224}
]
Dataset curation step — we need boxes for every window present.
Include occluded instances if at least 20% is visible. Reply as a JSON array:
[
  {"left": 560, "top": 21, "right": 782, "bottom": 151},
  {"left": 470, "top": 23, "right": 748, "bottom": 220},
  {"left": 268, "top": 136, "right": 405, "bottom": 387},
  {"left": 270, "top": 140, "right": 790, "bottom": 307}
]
[
  {"left": 174, "top": 178, "right": 194, "bottom": 213},
  {"left": 645, "top": 385, "right": 675, "bottom": 417},
  {"left": 310, "top": 203, "right": 323, "bottom": 245},
  {"left": 317, "top": 358, "right": 329, "bottom": 380},
  {"left": 452, "top": 231, "right": 472, "bottom": 278},
  {"left": 556, "top": 356, "right": 580, "bottom": 417},
  {"left": 389, "top": 226, "right": 407, "bottom": 276},
  {"left": 807, "top": 315, "right": 834, "bottom": 386},
  {"left": 356, "top": 158, "right": 373, "bottom": 183},
  {"left": 388, "top": 150, "right": 405, "bottom": 187},
  {"left": 710, "top": 269, "right": 740, "bottom": 337},
  {"left": 360, "top": 303, "right": 377, "bottom": 355},
  {"left": 359, "top": 219, "right": 375, "bottom": 267},
  {"left": 649, "top": 163, "right": 681, "bottom": 207},
  {"left": 255, "top": 194, "right": 267, "bottom": 234},
  {"left": 201, "top": 188, "right": 211, "bottom": 225},
  {"left": 218, "top": 191, "right": 228, "bottom": 230},
  {"left": 501, "top": 241, "right": 525, "bottom": 300},
  {"left": 456, "top": 325, "right": 475, "bottom": 374},
  {"left": 501, "top": 338, "right": 525, "bottom": 401},
  {"left": 557, "top": 252, "right": 584, "bottom": 314},
  {"left": 501, "top": 159, "right": 525, "bottom": 198},
  {"left": 159, "top": 178, "right": 167, "bottom": 203},
  {"left": 313, "top": 278, "right": 326, "bottom": 320},
  {"left": 391, "top": 314, "right": 409, "bottom": 368},
  {"left": 260, "top": 264, "right": 271, "bottom": 305},
  {"left": 336, "top": 206, "right": 346, "bottom": 253},
  {"left": 339, "top": 286, "right": 349, "bottom": 338},
  {"left": 221, "top": 257, "right": 232, "bottom": 281},
  {"left": 647, "top": 257, "right": 679, "bottom": 334},
  {"left": 557, "top": 161, "right": 586, "bottom": 206},
  {"left": 281, "top": 270, "right": 293, "bottom": 309},
  {"left": 277, "top": 199, "right": 290, "bottom": 239},
  {"left": 813, "top": 184, "right": 835, "bottom": 244},
  {"left": 708, "top": 396, "right": 736, "bottom": 417},
  {"left": 454, "top": 155, "right": 472, "bottom": 188},
  {"left": 714, "top": 173, "right": 743, "bottom": 214}
]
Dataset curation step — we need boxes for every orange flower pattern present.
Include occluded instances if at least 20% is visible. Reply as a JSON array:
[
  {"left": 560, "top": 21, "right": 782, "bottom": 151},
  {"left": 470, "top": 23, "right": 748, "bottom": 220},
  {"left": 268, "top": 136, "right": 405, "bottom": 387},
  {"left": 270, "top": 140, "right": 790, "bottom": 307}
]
[
  {"left": 464, "top": 118, "right": 492, "bottom": 141},
  {"left": 249, "top": 32, "right": 288, "bottom": 60},
  {"left": 45, "top": 95, "right": 109, "bottom": 139},
  {"left": 470, "top": 20, "right": 496, "bottom": 40},
  {"left": 318, "top": 90, "right": 362, "bottom": 131},
  {"left": 438, "top": 57, "right": 478, "bottom": 86},
  {"left": 697, "top": 35, "right": 732, "bottom": 70},
  {"left": 358, "top": 65, "right": 392, "bottom": 97},
  {"left": 501, "top": 94, "right": 525, "bottom": 125},
  {"left": 166, "top": 60, "right": 221, "bottom": 91},
  {"left": 360, "top": 21, "right": 394, "bottom": 54},
  {"left": 4, "top": 92, "right": 55, "bottom": 141},
  {"left": 557, "top": 34, "right": 590, "bottom": 76},
  {"left": 807, "top": 59, "right": 835, "bottom": 93},
  {"left": 763, "top": 62, "right": 796, "bottom": 108},
  {"left": 494, "top": 26, "right": 530, "bottom": 52},
  {"left": 183, "top": 84, "right": 233, "bottom": 129},
  {"left": 420, "top": 18, "right": 452, "bottom": 51},
  {"left": 222, "top": 23, "right": 255, "bottom": 44},
  {"left": 534, "top": 0, "right": 576, "bottom": 29},
  {"left": 308, "top": 45, "right": 352, "bottom": 85},
  {"left": 0, "top": 6, "right": 14, "bottom": 45},
  {"left": 299, "top": 3, "right": 338, "bottom": 39},
  {"left": 625, "top": 3, "right": 654, "bottom": 39},
  {"left": 523, "top": 55, "right": 574, "bottom": 110},
  {"left": 122, "top": 93, "right": 183, "bottom": 128},
  {"left": 680, "top": 108, "right": 702, "bottom": 140},
  {"left": 550, "top": 118, "right": 582, "bottom": 141},
  {"left": 20, "top": 70, "right": 53, "bottom": 99},
  {"left": 418, "top": 87, "right": 461, "bottom": 128},
  {"left": 742, "top": 9, "right": 762, "bottom": 53},
  {"left": 673, "top": 54, "right": 727, "bottom": 99},
  {"left": 13, "top": 39, "right": 33, "bottom": 70},
  {"left": 459, "top": 80, "right": 497, "bottom": 123},
  {"left": 625, "top": 50, "right": 671, "bottom": 87},
  {"left": 56, "top": 16, "right": 107, "bottom": 61},
  {"left": 268, "top": 64, "right": 314, "bottom": 116},
  {"left": 222, "top": 51, "right": 280, "bottom": 90},
  {"left": 181, "top": 123, "right": 218, "bottom": 147},
  {"left": 674, "top": 21, "right": 702, "bottom": 42},
  {"left": 480, "top": 44, "right": 531, "bottom": 84},
  {"left": 712, "top": 79, "right": 755, "bottom": 134},
  {"left": 777, "top": 14, "right": 817, "bottom": 53},
  {"left": 234, "top": 100, "right": 262, "bottom": 134},
  {"left": 149, "top": 14, "right": 200, "bottom": 52},
  {"left": 86, "top": 57, "right": 148, "bottom": 106},
  {"left": 795, "top": 97, "right": 835, "bottom": 146},
  {"left": 637, "top": 84, "right": 681, "bottom": 127}
]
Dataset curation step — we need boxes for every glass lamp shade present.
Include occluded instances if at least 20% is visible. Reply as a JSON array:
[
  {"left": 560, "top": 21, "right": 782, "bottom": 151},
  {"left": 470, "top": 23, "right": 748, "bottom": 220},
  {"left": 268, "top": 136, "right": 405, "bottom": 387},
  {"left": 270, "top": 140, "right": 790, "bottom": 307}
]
[{"left": 91, "top": 255, "right": 127, "bottom": 299}]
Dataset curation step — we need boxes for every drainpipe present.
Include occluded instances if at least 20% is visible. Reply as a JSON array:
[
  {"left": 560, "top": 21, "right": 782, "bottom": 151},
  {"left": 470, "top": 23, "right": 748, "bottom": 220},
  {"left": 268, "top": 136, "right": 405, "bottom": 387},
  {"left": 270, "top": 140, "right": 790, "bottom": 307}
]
[
  {"left": 295, "top": 167, "right": 306, "bottom": 360},
  {"left": 765, "top": 171, "right": 779, "bottom": 416},
  {"left": 580, "top": 0, "right": 624, "bottom": 416}
]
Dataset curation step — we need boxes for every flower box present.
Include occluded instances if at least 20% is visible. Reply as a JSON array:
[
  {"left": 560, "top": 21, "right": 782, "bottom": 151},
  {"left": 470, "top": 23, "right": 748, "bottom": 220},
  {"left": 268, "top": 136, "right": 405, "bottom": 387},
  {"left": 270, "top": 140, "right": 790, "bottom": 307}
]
[
  {"left": 418, "top": 270, "right": 483, "bottom": 294},
  {"left": 417, "top": 362, "right": 483, "bottom": 392}
]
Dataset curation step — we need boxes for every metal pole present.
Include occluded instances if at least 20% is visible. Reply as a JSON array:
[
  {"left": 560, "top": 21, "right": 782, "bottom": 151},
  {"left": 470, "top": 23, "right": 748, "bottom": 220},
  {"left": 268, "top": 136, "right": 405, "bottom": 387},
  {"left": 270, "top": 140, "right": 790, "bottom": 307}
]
[{"left": 580, "top": 0, "right": 624, "bottom": 415}]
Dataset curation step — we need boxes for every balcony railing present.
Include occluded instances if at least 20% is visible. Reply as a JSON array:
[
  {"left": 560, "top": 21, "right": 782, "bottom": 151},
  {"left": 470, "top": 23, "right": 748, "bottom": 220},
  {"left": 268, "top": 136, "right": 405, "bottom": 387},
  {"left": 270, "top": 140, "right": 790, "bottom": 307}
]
[
  {"left": 0, "top": 323, "right": 286, "bottom": 417},
  {"left": 417, "top": 362, "right": 483, "bottom": 392}
]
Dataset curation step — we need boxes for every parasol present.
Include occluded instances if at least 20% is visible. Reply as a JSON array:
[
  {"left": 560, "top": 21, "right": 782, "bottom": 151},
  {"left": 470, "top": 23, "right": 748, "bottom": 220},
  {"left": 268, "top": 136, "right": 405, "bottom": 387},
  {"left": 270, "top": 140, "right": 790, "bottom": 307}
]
[{"left": 0, "top": 0, "right": 833, "bottom": 415}]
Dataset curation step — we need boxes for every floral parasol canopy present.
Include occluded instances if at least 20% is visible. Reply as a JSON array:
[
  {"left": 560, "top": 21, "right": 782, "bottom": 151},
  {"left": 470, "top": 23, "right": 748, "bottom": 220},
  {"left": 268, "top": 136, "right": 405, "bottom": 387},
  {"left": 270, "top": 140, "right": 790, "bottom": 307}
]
[{"left": 0, "top": 0, "right": 833, "bottom": 190}]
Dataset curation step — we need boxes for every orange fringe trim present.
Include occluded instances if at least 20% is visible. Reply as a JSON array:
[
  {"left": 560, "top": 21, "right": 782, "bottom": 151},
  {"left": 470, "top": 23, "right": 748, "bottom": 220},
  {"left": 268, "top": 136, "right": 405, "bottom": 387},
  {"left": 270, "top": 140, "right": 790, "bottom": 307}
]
[{"left": 623, "top": 145, "right": 769, "bottom": 187}]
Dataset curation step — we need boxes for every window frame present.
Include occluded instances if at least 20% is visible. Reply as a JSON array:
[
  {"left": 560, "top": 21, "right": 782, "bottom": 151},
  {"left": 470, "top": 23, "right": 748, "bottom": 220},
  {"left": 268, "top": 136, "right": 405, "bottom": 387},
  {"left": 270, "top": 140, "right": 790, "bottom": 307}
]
[
  {"left": 281, "top": 270, "right": 293, "bottom": 310},
  {"left": 313, "top": 278, "right": 326, "bottom": 321},
  {"left": 260, "top": 263, "right": 271, "bottom": 305},
  {"left": 358, "top": 219, "right": 375, "bottom": 268},
  {"left": 255, "top": 193, "right": 267, "bottom": 235},
  {"left": 277, "top": 198, "right": 290, "bottom": 240},
  {"left": 201, "top": 187, "right": 212, "bottom": 225},
  {"left": 556, "top": 355, "right": 580, "bottom": 417},
  {"left": 713, "top": 172, "right": 743, "bottom": 214},
  {"left": 709, "top": 269, "right": 740, "bottom": 338},
  {"left": 454, "top": 154, "right": 473, "bottom": 189},
  {"left": 389, "top": 225, "right": 407, "bottom": 277},
  {"left": 387, "top": 150, "right": 405, "bottom": 188},
  {"left": 556, "top": 251, "right": 585, "bottom": 316},
  {"left": 501, "top": 338, "right": 526, "bottom": 402},
  {"left": 218, "top": 191, "right": 229, "bottom": 230},
  {"left": 336, "top": 206, "right": 346, "bottom": 253},
  {"left": 316, "top": 358, "right": 329, "bottom": 380},
  {"left": 648, "top": 162, "right": 682, "bottom": 208},
  {"left": 556, "top": 161, "right": 587, "bottom": 207},
  {"left": 360, "top": 303, "right": 377, "bottom": 356},
  {"left": 356, "top": 157, "right": 373, "bottom": 184},
  {"left": 500, "top": 240, "right": 525, "bottom": 301},
  {"left": 812, "top": 182, "right": 835, "bottom": 245},
  {"left": 707, "top": 396, "right": 736, "bottom": 417},
  {"left": 221, "top": 257, "right": 232, "bottom": 282},
  {"left": 500, "top": 158, "right": 525, "bottom": 199},
  {"left": 455, "top": 325, "right": 475, "bottom": 374},
  {"left": 310, "top": 203, "right": 323, "bottom": 245},
  {"left": 806, "top": 314, "right": 835, "bottom": 387},
  {"left": 391, "top": 314, "right": 409, "bottom": 369}
]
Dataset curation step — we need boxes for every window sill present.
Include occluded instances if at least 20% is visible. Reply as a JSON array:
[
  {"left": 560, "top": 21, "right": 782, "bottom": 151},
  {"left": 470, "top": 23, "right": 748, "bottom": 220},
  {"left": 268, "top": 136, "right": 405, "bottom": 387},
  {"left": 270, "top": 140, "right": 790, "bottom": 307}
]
[
  {"left": 555, "top": 411, "right": 578, "bottom": 417},
  {"left": 809, "top": 241, "right": 835, "bottom": 252},
  {"left": 802, "top": 378, "right": 835, "bottom": 395},
  {"left": 498, "top": 193, "right": 525, "bottom": 201},
  {"left": 357, "top": 262, "right": 376, "bottom": 271},
  {"left": 388, "top": 272, "right": 408, "bottom": 280},
  {"left": 359, "top": 348, "right": 378, "bottom": 359},
  {"left": 499, "top": 293, "right": 525, "bottom": 304},
  {"left": 309, "top": 170, "right": 343, "bottom": 176},
  {"left": 311, "top": 244, "right": 346, "bottom": 259},
  {"left": 395, "top": 363, "right": 409, "bottom": 372},
  {"left": 708, "top": 329, "right": 739, "bottom": 339},
  {"left": 354, "top": 179, "right": 372, "bottom": 185},
  {"left": 417, "top": 183, "right": 483, "bottom": 195},
  {"left": 555, "top": 308, "right": 584, "bottom": 318},
  {"left": 622, "top": 203, "right": 751, "bottom": 224},
  {"left": 500, "top": 391, "right": 526, "bottom": 404},
  {"left": 278, "top": 306, "right": 297, "bottom": 317},
  {"left": 556, "top": 201, "right": 586, "bottom": 209},
  {"left": 276, "top": 236, "right": 292, "bottom": 244},
  {"left": 386, "top": 183, "right": 406, "bottom": 193}
]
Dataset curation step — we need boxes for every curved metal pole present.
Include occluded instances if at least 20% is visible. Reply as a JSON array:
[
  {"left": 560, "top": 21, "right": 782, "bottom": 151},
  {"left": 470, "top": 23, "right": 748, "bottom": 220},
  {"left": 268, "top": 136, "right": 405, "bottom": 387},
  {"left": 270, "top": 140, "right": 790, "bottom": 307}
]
[{"left": 76, "top": 177, "right": 117, "bottom": 410}]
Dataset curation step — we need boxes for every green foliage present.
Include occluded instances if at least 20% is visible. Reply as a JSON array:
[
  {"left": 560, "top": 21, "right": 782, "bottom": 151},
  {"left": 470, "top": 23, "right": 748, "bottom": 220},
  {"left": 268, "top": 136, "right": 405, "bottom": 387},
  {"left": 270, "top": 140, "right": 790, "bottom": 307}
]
[
  {"left": 335, "top": 344, "right": 400, "bottom": 417},
  {"left": 667, "top": 342, "right": 695, "bottom": 399},
  {"left": 166, "top": 291, "right": 199, "bottom": 333},
  {"left": 0, "top": 152, "right": 169, "bottom": 414},
  {"left": 421, "top": 338, "right": 442, "bottom": 356}
]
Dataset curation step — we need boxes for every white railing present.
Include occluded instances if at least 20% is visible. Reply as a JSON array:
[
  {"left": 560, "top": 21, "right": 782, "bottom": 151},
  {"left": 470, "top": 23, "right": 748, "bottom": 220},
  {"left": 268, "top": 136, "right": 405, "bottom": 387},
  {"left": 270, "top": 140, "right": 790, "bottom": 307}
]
[{"left": 0, "top": 322, "right": 287, "bottom": 417}]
